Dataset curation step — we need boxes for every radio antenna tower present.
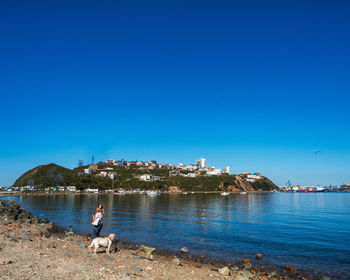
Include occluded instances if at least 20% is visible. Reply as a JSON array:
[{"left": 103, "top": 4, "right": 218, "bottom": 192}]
[
  {"left": 78, "top": 160, "right": 84, "bottom": 167},
  {"left": 92, "top": 155, "right": 95, "bottom": 165}
]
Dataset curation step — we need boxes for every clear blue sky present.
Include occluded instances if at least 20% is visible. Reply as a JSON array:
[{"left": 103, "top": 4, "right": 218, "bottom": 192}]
[{"left": 1, "top": 1, "right": 349, "bottom": 187}]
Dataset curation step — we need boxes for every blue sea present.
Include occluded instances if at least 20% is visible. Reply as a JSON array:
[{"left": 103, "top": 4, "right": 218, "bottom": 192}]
[{"left": 2, "top": 193, "right": 349, "bottom": 279}]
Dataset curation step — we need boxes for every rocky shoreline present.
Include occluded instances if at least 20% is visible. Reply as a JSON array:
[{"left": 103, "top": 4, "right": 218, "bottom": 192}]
[{"left": 0, "top": 200, "right": 330, "bottom": 280}]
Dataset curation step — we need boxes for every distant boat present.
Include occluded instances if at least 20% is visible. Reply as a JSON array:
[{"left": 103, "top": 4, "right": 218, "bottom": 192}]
[
  {"left": 240, "top": 192, "right": 247, "bottom": 195},
  {"left": 146, "top": 190, "right": 159, "bottom": 196},
  {"left": 182, "top": 192, "right": 188, "bottom": 194},
  {"left": 221, "top": 192, "right": 229, "bottom": 196}
]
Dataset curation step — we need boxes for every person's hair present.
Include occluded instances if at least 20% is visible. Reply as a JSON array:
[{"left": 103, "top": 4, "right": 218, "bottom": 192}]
[{"left": 96, "top": 207, "right": 102, "bottom": 213}]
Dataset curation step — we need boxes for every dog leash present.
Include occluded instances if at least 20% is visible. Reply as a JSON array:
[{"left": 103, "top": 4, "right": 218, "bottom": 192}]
[{"left": 102, "top": 214, "right": 107, "bottom": 237}]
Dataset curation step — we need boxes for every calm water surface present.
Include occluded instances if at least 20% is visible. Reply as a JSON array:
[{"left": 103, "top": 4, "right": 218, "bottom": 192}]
[{"left": 2, "top": 193, "right": 350, "bottom": 279}]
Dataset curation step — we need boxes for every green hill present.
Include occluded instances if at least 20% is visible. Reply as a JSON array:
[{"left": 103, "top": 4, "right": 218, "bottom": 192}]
[
  {"left": 14, "top": 163, "right": 278, "bottom": 192},
  {"left": 13, "top": 163, "right": 75, "bottom": 187}
]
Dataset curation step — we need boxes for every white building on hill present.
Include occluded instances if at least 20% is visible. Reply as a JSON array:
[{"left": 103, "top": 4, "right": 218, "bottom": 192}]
[
  {"left": 206, "top": 169, "right": 221, "bottom": 176},
  {"left": 196, "top": 158, "right": 206, "bottom": 169},
  {"left": 223, "top": 166, "right": 230, "bottom": 174}
]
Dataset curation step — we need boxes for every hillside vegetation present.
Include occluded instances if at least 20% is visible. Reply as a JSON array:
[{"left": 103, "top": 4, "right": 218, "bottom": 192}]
[{"left": 14, "top": 163, "right": 278, "bottom": 192}]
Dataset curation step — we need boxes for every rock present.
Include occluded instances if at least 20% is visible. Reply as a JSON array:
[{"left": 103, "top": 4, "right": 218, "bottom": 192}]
[
  {"left": 23, "top": 234, "right": 32, "bottom": 241},
  {"left": 123, "top": 271, "right": 130, "bottom": 276},
  {"left": 31, "top": 216, "right": 40, "bottom": 224},
  {"left": 145, "top": 266, "right": 152, "bottom": 271},
  {"left": 241, "top": 258, "right": 251, "bottom": 263},
  {"left": 285, "top": 266, "right": 298, "bottom": 275},
  {"left": 218, "top": 266, "right": 230, "bottom": 276},
  {"left": 268, "top": 271, "right": 277, "bottom": 277},
  {"left": 231, "top": 266, "right": 239, "bottom": 271},
  {"left": 172, "top": 257, "right": 181, "bottom": 266},
  {"left": 43, "top": 230, "right": 51, "bottom": 238},
  {"left": 181, "top": 247, "right": 190, "bottom": 253},
  {"left": 78, "top": 242, "right": 86, "bottom": 249},
  {"left": 41, "top": 218, "right": 49, "bottom": 224},
  {"left": 138, "top": 245, "right": 156, "bottom": 260},
  {"left": 240, "top": 270, "right": 253, "bottom": 278},
  {"left": 85, "top": 252, "right": 91, "bottom": 257},
  {"left": 320, "top": 277, "right": 331, "bottom": 280},
  {"left": 255, "top": 253, "right": 264, "bottom": 260},
  {"left": 103, "top": 255, "right": 113, "bottom": 261},
  {"left": 130, "top": 266, "right": 142, "bottom": 274},
  {"left": 234, "top": 275, "right": 248, "bottom": 280},
  {"left": 9, "top": 238, "right": 18, "bottom": 242},
  {"left": 133, "top": 256, "right": 142, "bottom": 260},
  {"left": 243, "top": 262, "right": 252, "bottom": 270},
  {"left": 66, "top": 231, "right": 74, "bottom": 237},
  {"left": 1, "top": 260, "right": 14, "bottom": 265}
]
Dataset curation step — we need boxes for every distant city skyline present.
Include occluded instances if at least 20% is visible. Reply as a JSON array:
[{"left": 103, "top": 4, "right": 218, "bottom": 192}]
[{"left": 1, "top": 1, "right": 350, "bottom": 187}]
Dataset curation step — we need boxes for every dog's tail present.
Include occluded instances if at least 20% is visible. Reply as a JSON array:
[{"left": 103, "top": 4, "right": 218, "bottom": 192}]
[{"left": 88, "top": 242, "right": 93, "bottom": 248}]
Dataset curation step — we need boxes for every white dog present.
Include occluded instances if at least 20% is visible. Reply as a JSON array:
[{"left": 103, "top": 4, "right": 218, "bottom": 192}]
[{"left": 88, "top": 233, "right": 115, "bottom": 256}]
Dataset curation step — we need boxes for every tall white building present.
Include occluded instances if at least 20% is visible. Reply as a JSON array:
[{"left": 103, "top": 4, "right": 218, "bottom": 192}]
[
  {"left": 196, "top": 158, "right": 206, "bottom": 168},
  {"left": 223, "top": 166, "right": 230, "bottom": 174}
]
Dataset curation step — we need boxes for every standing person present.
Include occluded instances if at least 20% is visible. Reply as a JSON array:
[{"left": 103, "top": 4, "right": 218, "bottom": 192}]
[{"left": 92, "top": 205, "right": 104, "bottom": 238}]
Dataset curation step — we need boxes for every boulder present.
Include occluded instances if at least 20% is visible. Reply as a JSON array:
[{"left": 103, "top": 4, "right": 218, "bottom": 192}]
[{"left": 255, "top": 253, "right": 264, "bottom": 260}]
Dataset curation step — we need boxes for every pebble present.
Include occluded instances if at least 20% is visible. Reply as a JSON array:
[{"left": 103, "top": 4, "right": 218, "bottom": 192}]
[
  {"left": 181, "top": 247, "right": 190, "bottom": 253},
  {"left": 243, "top": 262, "right": 252, "bottom": 270},
  {"left": 130, "top": 266, "right": 142, "bottom": 274},
  {"left": 285, "top": 265, "right": 298, "bottom": 275},
  {"left": 1, "top": 260, "right": 14, "bottom": 265},
  {"left": 103, "top": 255, "right": 113, "bottom": 261},
  {"left": 240, "top": 270, "right": 253, "bottom": 278},
  {"left": 256, "top": 253, "right": 264, "bottom": 260},
  {"left": 172, "top": 257, "right": 181, "bottom": 266},
  {"left": 218, "top": 266, "right": 230, "bottom": 276}
]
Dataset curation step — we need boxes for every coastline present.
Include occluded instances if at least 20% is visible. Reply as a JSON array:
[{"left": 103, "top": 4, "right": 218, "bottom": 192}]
[
  {"left": 0, "top": 219, "right": 310, "bottom": 280},
  {"left": 0, "top": 199, "right": 332, "bottom": 280},
  {"left": 0, "top": 190, "right": 275, "bottom": 198}
]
